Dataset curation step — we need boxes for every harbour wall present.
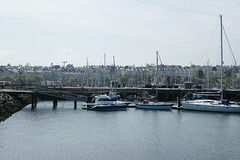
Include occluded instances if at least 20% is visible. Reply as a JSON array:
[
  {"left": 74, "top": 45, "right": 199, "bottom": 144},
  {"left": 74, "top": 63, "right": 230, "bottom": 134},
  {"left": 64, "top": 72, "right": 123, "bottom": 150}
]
[{"left": 51, "top": 87, "right": 240, "bottom": 102}]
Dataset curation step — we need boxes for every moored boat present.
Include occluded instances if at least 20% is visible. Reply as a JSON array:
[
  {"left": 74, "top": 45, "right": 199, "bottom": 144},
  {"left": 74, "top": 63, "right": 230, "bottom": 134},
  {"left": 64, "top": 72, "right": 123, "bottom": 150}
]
[
  {"left": 181, "top": 99, "right": 240, "bottom": 112},
  {"left": 89, "top": 103, "right": 128, "bottom": 111},
  {"left": 181, "top": 15, "right": 240, "bottom": 113},
  {"left": 82, "top": 95, "right": 128, "bottom": 111},
  {"left": 136, "top": 100, "right": 173, "bottom": 110},
  {"left": 135, "top": 51, "right": 173, "bottom": 110}
]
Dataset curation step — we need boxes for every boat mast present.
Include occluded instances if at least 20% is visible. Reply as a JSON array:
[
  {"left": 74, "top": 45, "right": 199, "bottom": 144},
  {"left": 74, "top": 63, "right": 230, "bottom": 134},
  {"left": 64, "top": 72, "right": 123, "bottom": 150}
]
[
  {"left": 113, "top": 56, "right": 116, "bottom": 81},
  {"left": 86, "top": 58, "right": 89, "bottom": 86},
  {"left": 156, "top": 51, "right": 158, "bottom": 102},
  {"left": 103, "top": 53, "right": 106, "bottom": 87},
  {"left": 220, "top": 15, "right": 223, "bottom": 100}
]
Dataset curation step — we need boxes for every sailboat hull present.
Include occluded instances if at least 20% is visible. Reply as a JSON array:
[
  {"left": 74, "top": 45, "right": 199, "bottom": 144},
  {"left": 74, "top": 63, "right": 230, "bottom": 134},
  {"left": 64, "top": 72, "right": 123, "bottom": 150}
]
[
  {"left": 181, "top": 16, "right": 240, "bottom": 113},
  {"left": 182, "top": 102, "right": 240, "bottom": 113},
  {"left": 91, "top": 104, "right": 128, "bottom": 111},
  {"left": 136, "top": 103, "right": 173, "bottom": 110}
]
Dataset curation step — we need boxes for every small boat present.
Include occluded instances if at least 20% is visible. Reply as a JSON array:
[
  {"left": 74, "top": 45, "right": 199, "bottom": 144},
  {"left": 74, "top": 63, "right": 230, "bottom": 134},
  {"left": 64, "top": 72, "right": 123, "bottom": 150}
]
[
  {"left": 135, "top": 51, "right": 174, "bottom": 110},
  {"left": 108, "top": 91, "right": 121, "bottom": 101},
  {"left": 127, "top": 93, "right": 157, "bottom": 102},
  {"left": 136, "top": 100, "right": 173, "bottom": 110},
  {"left": 181, "top": 15, "right": 240, "bottom": 113},
  {"left": 82, "top": 95, "right": 128, "bottom": 111}
]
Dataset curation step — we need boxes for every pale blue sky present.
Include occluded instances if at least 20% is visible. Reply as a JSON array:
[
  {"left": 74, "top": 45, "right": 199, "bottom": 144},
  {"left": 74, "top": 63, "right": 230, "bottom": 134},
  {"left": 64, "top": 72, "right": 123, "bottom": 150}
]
[{"left": 0, "top": 0, "right": 240, "bottom": 67}]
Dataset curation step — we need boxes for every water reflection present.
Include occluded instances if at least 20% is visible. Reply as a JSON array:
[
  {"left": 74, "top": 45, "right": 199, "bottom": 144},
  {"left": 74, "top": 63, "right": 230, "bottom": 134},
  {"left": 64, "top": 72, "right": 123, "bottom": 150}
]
[{"left": 0, "top": 101, "right": 240, "bottom": 160}]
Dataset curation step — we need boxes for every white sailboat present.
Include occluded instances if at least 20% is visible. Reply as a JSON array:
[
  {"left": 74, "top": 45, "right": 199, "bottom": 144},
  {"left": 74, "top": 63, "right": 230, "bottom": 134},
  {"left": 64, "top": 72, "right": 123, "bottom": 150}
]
[
  {"left": 181, "top": 15, "right": 240, "bottom": 113},
  {"left": 135, "top": 51, "right": 174, "bottom": 110}
]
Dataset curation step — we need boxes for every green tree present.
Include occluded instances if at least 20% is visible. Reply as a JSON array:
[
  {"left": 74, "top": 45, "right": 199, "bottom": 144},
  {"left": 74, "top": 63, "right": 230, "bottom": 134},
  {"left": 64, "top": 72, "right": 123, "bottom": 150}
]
[
  {"left": 1, "top": 75, "right": 14, "bottom": 81},
  {"left": 69, "top": 77, "right": 77, "bottom": 86},
  {"left": 69, "top": 77, "right": 77, "bottom": 82},
  {"left": 195, "top": 78, "right": 204, "bottom": 84},
  {"left": 28, "top": 74, "right": 44, "bottom": 82},
  {"left": 17, "top": 74, "right": 28, "bottom": 82},
  {"left": 120, "top": 75, "right": 128, "bottom": 87},
  {"left": 161, "top": 76, "right": 170, "bottom": 86},
  {"left": 194, "top": 70, "right": 204, "bottom": 79},
  {"left": 175, "top": 76, "right": 180, "bottom": 84},
  {"left": 225, "top": 70, "right": 232, "bottom": 77},
  {"left": 170, "top": 76, "right": 175, "bottom": 85}
]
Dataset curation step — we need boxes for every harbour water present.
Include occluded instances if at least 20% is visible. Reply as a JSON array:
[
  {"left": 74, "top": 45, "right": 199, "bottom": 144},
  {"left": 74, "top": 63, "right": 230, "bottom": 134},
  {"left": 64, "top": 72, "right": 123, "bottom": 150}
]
[{"left": 0, "top": 101, "right": 240, "bottom": 160}]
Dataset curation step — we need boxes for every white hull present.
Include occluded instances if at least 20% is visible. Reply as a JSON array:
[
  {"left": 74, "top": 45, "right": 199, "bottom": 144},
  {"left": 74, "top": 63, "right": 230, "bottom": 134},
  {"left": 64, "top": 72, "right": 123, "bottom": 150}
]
[
  {"left": 181, "top": 16, "right": 240, "bottom": 113},
  {"left": 82, "top": 95, "right": 129, "bottom": 111},
  {"left": 182, "top": 101, "right": 240, "bottom": 113}
]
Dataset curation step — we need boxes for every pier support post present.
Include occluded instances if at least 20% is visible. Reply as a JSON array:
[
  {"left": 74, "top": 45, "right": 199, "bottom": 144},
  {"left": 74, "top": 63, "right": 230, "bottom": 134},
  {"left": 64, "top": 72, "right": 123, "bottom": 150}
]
[
  {"left": 74, "top": 100, "right": 77, "bottom": 109},
  {"left": 31, "top": 93, "right": 37, "bottom": 109},
  {"left": 34, "top": 94, "right": 37, "bottom": 107},
  {"left": 53, "top": 100, "right": 58, "bottom": 109},
  {"left": 177, "top": 88, "right": 181, "bottom": 108}
]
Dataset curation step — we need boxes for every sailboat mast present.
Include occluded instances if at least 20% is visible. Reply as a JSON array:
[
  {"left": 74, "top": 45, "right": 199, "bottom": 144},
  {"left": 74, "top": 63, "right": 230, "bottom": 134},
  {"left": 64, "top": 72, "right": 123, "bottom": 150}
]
[
  {"left": 113, "top": 56, "right": 116, "bottom": 81},
  {"left": 220, "top": 15, "right": 223, "bottom": 100},
  {"left": 86, "top": 58, "right": 89, "bottom": 86},
  {"left": 104, "top": 53, "right": 106, "bottom": 87},
  {"left": 156, "top": 51, "right": 158, "bottom": 102}
]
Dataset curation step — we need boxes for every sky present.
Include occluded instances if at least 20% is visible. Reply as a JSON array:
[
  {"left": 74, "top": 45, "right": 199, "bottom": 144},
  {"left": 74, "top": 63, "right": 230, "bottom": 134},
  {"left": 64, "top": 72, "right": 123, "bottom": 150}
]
[{"left": 0, "top": 0, "right": 240, "bottom": 67}]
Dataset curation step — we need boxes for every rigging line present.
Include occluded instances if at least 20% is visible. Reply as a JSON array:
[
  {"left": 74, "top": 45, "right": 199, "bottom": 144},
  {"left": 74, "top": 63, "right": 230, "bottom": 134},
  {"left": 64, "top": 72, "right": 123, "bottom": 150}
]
[
  {"left": 229, "top": 92, "right": 240, "bottom": 101},
  {"left": 158, "top": 54, "right": 167, "bottom": 77},
  {"left": 203, "top": 21, "right": 219, "bottom": 65},
  {"left": 222, "top": 25, "right": 238, "bottom": 89},
  {"left": 158, "top": 54, "right": 169, "bottom": 87},
  {"left": 222, "top": 26, "right": 237, "bottom": 66}
]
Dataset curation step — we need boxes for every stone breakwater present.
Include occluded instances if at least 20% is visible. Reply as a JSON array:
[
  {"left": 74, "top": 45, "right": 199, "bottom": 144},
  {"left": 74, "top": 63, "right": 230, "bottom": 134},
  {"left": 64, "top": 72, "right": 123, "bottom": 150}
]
[{"left": 0, "top": 93, "right": 31, "bottom": 122}]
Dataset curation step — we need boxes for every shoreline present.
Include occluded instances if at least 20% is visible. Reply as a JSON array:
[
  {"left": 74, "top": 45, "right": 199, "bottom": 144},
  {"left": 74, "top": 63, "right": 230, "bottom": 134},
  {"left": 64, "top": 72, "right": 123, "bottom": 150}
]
[{"left": 0, "top": 93, "right": 31, "bottom": 122}]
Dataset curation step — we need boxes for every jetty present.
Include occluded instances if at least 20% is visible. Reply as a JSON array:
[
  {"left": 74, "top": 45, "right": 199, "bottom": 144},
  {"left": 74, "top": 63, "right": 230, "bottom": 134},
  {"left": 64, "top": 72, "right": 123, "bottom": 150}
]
[{"left": 2, "top": 86, "right": 240, "bottom": 110}]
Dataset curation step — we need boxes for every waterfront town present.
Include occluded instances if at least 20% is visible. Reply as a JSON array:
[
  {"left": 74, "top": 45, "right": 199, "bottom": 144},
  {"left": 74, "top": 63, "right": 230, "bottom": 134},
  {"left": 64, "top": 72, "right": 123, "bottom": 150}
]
[
  {"left": 1, "top": 1, "right": 240, "bottom": 159},
  {"left": 0, "top": 63, "right": 239, "bottom": 89}
]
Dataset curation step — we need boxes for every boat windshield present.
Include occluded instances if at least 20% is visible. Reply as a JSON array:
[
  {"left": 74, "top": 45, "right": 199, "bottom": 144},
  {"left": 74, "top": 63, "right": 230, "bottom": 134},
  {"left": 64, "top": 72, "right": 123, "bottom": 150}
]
[{"left": 98, "top": 98, "right": 111, "bottom": 101}]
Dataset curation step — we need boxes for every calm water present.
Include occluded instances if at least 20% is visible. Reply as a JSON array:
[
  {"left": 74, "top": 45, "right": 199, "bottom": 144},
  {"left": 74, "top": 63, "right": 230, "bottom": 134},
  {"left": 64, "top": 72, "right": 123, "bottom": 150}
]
[{"left": 0, "top": 101, "right": 240, "bottom": 160}]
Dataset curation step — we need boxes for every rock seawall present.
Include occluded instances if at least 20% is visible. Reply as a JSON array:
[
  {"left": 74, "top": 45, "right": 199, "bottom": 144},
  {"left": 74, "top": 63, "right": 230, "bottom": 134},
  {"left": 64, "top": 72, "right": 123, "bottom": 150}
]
[{"left": 0, "top": 93, "right": 31, "bottom": 122}]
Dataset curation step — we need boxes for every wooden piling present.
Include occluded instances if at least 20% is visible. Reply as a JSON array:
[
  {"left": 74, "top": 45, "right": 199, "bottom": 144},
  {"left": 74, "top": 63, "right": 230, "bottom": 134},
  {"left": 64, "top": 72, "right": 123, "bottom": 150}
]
[
  {"left": 53, "top": 100, "right": 58, "bottom": 109},
  {"left": 74, "top": 100, "right": 77, "bottom": 109},
  {"left": 31, "top": 93, "right": 37, "bottom": 109},
  {"left": 177, "top": 88, "right": 181, "bottom": 108}
]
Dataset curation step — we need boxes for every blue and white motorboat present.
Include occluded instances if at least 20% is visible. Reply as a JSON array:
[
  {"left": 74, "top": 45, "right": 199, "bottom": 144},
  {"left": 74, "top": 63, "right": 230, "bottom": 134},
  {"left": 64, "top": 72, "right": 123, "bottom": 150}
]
[{"left": 82, "top": 95, "right": 128, "bottom": 111}]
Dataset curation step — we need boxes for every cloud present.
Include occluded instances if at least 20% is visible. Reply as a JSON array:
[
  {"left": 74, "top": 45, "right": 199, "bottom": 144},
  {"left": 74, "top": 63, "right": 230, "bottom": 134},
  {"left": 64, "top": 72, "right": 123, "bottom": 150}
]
[
  {"left": 51, "top": 48, "right": 87, "bottom": 66},
  {"left": 0, "top": 0, "right": 240, "bottom": 66},
  {"left": 0, "top": 50, "right": 32, "bottom": 66},
  {"left": 0, "top": 49, "right": 79, "bottom": 66}
]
